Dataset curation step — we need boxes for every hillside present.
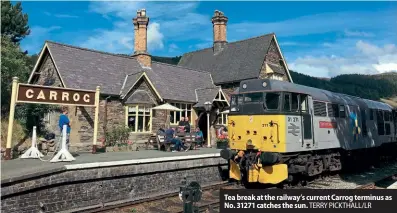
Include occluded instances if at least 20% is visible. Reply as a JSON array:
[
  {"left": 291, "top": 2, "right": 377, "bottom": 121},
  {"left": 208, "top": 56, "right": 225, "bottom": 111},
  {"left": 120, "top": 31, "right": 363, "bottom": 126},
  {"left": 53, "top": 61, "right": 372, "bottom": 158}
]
[
  {"left": 290, "top": 71, "right": 397, "bottom": 101},
  {"left": 152, "top": 56, "right": 397, "bottom": 104}
]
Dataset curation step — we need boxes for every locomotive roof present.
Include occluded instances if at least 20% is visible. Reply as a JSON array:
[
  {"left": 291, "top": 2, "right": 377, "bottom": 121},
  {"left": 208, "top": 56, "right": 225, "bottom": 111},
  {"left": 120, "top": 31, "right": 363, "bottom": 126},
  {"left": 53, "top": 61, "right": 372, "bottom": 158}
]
[{"left": 237, "top": 79, "right": 393, "bottom": 111}]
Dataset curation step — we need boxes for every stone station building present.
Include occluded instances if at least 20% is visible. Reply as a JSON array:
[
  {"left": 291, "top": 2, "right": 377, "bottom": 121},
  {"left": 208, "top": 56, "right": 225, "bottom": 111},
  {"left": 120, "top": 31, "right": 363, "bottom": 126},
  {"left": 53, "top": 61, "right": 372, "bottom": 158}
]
[{"left": 27, "top": 9, "right": 293, "bottom": 151}]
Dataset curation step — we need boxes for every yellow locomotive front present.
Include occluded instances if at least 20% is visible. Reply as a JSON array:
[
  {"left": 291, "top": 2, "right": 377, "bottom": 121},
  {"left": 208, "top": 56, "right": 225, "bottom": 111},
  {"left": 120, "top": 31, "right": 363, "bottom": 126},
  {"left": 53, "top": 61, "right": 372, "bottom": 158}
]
[{"left": 220, "top": 80, "right": 289, "bottom": 185}]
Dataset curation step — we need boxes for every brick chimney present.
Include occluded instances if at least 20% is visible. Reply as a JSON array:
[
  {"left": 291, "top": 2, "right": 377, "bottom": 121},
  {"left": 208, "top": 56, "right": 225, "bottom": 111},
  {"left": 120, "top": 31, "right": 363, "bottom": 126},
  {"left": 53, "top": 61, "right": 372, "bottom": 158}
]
[
  {"left": 133, "top": 9, "right": 151, "bottom": 67},
  {"left": 212, "top": 10, "right": 228, "bottom": 54}
]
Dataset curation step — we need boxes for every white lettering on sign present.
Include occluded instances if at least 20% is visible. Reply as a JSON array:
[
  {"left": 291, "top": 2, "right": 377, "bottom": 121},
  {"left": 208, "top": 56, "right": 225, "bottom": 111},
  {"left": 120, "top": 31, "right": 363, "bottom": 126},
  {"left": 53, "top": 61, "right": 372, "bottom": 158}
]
[
  {"left": 73, "top": 93, "right": 80, "bottom": 102},
  {"left": 83, "top": 94, "right": 90, "bottom": 102},
  {"left": 49, "top": 91, "right": 57, "bottom": 100},
  {"left": 37, "top": 90, "right": 45, "bottom": 100},
  {"left": 26, "top": 89, "right": 34, "bottom": 98},
  {"left": 62, "top": 92, "right": 69, "bottom": 101}
]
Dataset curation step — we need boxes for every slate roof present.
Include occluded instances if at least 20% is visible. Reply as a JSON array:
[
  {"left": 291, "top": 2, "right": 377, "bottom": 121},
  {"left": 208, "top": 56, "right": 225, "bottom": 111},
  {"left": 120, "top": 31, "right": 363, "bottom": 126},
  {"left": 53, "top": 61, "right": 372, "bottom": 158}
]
[
  {"left": 46, "top": 41, "right": 142, "bottom": 95},
  {"left": 178, "top": 34, "right": 275, "bottom": 84},
  {"left": 194, "top": 87, "right": 222, "bottom": 108},
  {"left": 120, "top": 72, "right": 143, "bottom": 97},
  {"left": 143, "top": 62, "right": 216, "bottom": 103},
  {"left": 125, "top": 90, "right": 156, "bottom": 105},
  {"left": 39, "top": 41, "right": 220, "bottom": 104}
]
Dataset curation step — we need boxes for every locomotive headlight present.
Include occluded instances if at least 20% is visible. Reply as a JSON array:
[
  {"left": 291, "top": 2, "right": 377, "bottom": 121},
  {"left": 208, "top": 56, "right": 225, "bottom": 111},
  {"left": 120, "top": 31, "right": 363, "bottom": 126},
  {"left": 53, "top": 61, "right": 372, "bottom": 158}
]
[
  {"left": 242, "top": 83, "right": 247, "bottom": 89},
  {"left": 262, "top": 82, "right": 267, "bottom": 87},
  {"left": 247, "top": 139, "right": 253, "bottom": 145}
]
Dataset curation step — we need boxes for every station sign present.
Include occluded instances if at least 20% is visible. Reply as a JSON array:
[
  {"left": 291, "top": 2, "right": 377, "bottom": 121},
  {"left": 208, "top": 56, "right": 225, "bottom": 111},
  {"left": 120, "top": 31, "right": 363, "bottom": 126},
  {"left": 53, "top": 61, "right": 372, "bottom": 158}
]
[{"left": 16, "top": 84, "right": 96, "bottom": 106}]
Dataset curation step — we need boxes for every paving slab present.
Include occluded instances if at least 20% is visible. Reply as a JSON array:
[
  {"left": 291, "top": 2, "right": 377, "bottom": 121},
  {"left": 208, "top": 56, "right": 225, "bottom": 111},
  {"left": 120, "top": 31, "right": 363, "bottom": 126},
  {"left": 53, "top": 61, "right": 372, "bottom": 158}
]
[{"left": 1, "top": 148, "right": 221, "bottom": 182}]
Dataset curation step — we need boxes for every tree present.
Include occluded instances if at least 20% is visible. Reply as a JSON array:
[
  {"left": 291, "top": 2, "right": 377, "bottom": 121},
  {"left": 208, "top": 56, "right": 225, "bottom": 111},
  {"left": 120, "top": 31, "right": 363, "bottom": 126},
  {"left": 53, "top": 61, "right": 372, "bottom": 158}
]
[
  {"left": 1, "top": 36, "right": 31, "bottom": 116},
  {"left": 1, "top": 1, "right": 30, "bottom": 43}
]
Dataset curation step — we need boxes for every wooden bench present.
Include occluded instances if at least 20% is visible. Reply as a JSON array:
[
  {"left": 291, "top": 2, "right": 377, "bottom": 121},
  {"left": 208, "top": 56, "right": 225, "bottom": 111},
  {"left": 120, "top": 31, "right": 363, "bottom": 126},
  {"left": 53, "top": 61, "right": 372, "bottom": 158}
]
[
  {"left": 157, "top": 135, "right": 175, "bottom": 152},
  {"left": 183, "top": 133, "right": 203, "bottom": 150}
]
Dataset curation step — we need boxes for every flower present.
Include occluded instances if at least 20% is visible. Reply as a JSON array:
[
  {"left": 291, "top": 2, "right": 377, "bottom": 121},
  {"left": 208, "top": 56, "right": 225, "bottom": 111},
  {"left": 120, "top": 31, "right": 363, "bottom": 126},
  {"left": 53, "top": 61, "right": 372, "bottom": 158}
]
[{"left": 128, "top": 140, "right": 133, "bottom": 145}]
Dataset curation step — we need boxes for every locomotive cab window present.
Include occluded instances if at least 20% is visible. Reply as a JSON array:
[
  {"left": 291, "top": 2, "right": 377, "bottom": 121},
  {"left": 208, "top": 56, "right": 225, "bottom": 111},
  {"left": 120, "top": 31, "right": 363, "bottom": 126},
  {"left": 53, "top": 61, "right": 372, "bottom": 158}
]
[
  {"left": 264, "top": 92, "right": 280, "bottom": 110},
  {"left": 339, "top": 105, "right": 346, "bottom": 118},
  {"left": 230, "top": 94, "right": 243, "bottom": 112},
  {"left": 244, "top": 92, "right": 263, "bottom": 103},
  {"left": 284, "top": 93, "right": 291, "bottom": 111}
]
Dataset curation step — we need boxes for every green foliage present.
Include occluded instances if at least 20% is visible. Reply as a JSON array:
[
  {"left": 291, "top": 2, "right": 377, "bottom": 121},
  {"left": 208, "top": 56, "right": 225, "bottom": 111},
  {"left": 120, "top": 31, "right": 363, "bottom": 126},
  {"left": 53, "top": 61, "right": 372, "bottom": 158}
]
[
  {"left": 1, "top": 1, "right": 30, "bottom": 43},
  {"left": 1, "top": 119, "right": 26, "bottom": 148},
  {"left": 1, "top": 1, "right": 52, "bottom": 136},
  {"left": 105, "top": 125, "right": 132, "bottom": 147},
  {"left": 290, "top": 71, "right": 397, "bottom": 101},
  {"left": 1, "top": 36, "right": 31, "bottom": 115},
  {"left": 151, "top": 56, "right": 182, "bottom": 65}
]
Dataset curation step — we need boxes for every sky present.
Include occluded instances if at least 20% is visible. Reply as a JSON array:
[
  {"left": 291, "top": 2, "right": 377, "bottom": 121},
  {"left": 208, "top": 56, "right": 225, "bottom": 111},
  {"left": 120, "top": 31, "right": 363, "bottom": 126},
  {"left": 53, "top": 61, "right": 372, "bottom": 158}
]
[{"left": 18, "top": 1, "right": 397, "bottom": 78}]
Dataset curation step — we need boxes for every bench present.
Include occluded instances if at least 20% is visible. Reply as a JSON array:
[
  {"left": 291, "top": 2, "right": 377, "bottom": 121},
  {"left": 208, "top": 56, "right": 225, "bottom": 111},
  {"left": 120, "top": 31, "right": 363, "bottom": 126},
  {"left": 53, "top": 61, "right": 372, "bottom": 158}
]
[
  {"left": 183, "top": 133, "right": 203, "bottom": 150},
  {"left": 157, "top": 135, "right": 175, "bottom": 152}
]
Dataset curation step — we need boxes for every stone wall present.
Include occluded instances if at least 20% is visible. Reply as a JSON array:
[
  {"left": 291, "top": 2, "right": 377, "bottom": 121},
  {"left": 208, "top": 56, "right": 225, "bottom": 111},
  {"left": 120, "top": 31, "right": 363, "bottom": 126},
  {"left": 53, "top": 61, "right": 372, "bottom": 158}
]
[
  {"left": 34, "top": 54, "right": 63, "bottom": 87},
  {"left": 1, "top": 157, "right": 228, "bottom": 213}
]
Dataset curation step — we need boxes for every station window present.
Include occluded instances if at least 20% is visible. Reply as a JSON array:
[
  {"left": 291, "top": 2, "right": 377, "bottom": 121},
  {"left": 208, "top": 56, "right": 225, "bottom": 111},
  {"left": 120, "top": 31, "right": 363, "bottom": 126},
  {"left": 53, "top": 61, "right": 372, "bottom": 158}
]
[
  {"left": 313, "top": 101, "right": 327, "bottom": 117},
  {"left": 169, "top": 103, "right": 193, "bottom": 125},
  {"left": 127, "top": 105, "right": 152, "bottom": 133},
  {"left": 217, "top": 112, "right": 228, "bottom": 125}
]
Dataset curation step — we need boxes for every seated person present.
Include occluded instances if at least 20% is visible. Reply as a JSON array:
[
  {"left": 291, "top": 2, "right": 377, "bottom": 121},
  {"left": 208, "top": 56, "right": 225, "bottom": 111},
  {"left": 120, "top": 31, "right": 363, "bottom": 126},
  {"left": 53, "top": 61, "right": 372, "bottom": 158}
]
[
  {"left": 157, "top": 125, "right": 166, "bottom": 135},
  {"left": 194, "top": 127, "right": 204, "bottom": 146},
  {"left": 165, "top": 127, "right": 187, "bottom": 152},
  {"left": 184, "top": 117, "right": 191, "bottom": 133}
]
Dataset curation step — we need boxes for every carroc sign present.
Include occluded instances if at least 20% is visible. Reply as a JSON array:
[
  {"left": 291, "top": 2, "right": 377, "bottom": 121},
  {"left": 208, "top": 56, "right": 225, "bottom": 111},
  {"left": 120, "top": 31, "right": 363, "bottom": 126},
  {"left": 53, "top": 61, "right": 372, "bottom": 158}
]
[
  {"left": 5, "top": 77, "right": 101, "bottom": 160},
  {"left": 17, "top": 84, "right": 96, "bottom": 106}
]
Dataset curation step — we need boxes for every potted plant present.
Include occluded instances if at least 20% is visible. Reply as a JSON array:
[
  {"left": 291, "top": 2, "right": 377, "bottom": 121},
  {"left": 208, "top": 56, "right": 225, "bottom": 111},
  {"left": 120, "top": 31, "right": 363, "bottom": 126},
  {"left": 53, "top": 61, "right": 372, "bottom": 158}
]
[{"left": 216, "top": 136, "right": 229, "bottom": 149}]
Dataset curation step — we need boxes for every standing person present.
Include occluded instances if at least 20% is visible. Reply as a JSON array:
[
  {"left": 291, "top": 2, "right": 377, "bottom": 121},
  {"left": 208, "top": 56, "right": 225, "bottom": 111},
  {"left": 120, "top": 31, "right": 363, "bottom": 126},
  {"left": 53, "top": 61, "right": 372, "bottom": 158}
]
[{"left": 59, "top": 107, "right": 71, "bottom": 150}]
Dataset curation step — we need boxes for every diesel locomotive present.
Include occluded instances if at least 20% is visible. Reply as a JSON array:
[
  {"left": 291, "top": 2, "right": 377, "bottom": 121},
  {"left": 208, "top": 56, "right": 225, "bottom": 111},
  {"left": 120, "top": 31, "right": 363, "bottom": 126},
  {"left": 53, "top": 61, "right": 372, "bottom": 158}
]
[{"left": 220, "top": 79, "right": 397, "bottom": 185}]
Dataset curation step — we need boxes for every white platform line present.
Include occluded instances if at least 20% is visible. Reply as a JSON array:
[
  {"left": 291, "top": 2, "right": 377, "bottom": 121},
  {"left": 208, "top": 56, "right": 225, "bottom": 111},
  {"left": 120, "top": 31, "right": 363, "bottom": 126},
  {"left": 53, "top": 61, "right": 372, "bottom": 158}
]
[{"left": 64, "top": 153, "right": 221, "bottom": 170}]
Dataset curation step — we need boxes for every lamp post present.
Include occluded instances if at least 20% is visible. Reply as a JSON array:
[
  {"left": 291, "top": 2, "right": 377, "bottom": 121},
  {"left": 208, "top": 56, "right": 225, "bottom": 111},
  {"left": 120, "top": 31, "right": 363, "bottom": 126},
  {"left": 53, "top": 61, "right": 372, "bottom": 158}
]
[{"left": 204, "top": 101, "right": 212, "bottom": 148}]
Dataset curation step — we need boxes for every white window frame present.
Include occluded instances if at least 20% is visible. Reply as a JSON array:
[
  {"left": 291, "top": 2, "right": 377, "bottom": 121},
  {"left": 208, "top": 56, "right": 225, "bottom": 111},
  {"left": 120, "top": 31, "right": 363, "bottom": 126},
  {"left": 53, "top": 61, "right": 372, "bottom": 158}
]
[
  {"left": 169, "top": 102, "right": 193, "bottom": 125},
  {"left": 217, "top": 111, "right": 228, "bottom": 126},
  {"left": 125, "top": 105, "right": 152, "bottom": 133}
]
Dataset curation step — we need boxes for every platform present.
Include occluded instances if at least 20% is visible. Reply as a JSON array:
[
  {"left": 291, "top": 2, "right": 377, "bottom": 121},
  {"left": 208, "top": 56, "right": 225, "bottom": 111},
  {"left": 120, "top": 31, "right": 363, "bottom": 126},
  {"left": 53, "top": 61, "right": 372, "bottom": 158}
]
[{"left": 1, "top": 148, "right": 221, "bottom": 183}]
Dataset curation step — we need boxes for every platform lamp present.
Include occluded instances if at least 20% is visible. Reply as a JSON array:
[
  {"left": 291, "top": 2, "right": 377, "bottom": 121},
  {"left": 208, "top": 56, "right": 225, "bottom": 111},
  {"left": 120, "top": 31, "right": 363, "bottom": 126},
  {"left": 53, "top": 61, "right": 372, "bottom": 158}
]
[{"left": 204, "top": 101, "right": 212, "bottom": 148}]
